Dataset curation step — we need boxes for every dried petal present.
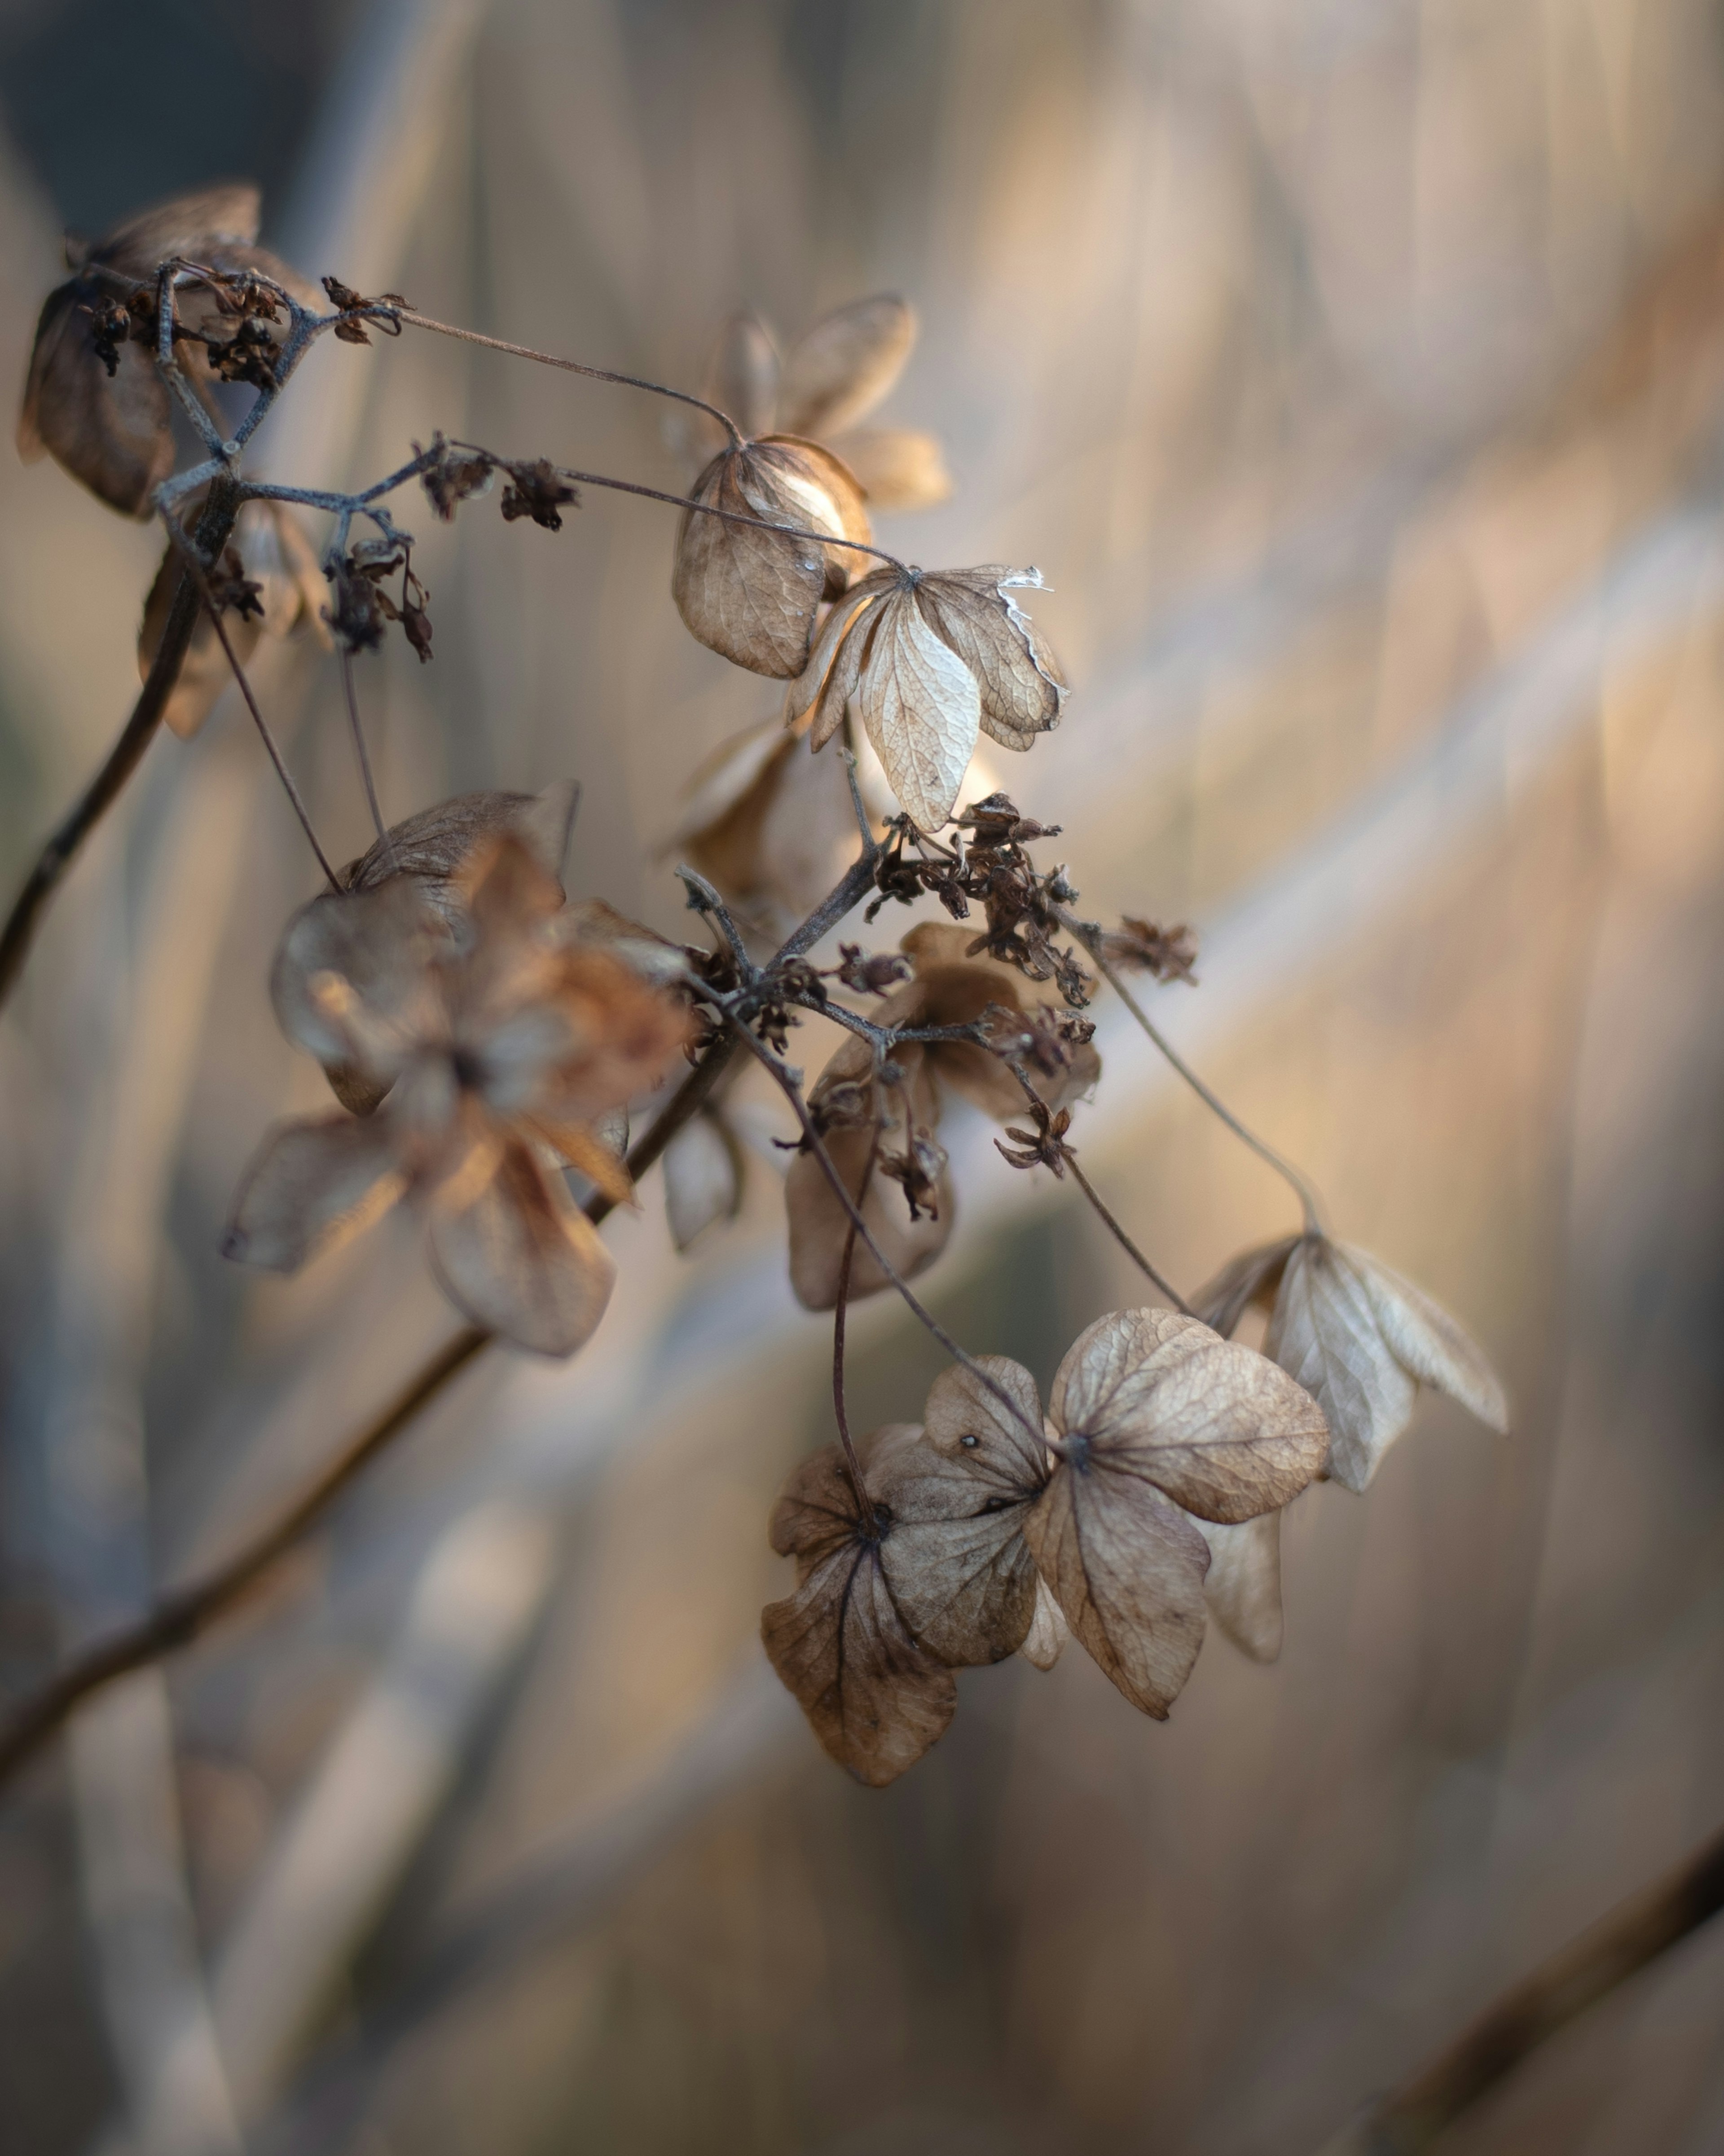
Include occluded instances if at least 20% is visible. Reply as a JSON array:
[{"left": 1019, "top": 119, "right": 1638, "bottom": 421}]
[
  {"left": 832, "top": 426, "right": 953, "bottom": 511},
  {"left": 662, "top": 1110, "right": 743, "bottom": 1251},
  {"left": 788, "top": 575, "right": 891, "bottom": 751},
  {"left": 706, "top": 311, "right": 780, "bottom": 441},
  {"left": 763, "top": 1434, "right": 956, "bottom": 1786},
  {"left": 911, "top": 568, "right": 1065, "bottom": 752},
  {"left": 1190, "top": 1236, "right": 1300, "bottom": 1339},
  {"left": 777, "top": 296, "right": 917, "bottom": 438},
  {"left": 899, "top": 921, "right": 1101, "bottom": 1118},
  {"left": 858, "top": 587, "right": 982, "bottom": 832},
  {"left": 1018, "top": 1575, "right": 1069, "bottom": 1670},
  {"left": 342, "top": 785, "right": 580, "bottom": 918},
  {"left": 270, "top": 877, "right": 447, "bottom": 1104},
  {"left": 425, "top": 1131, "right": 616, "bottom": 1356},
  {"left": 1048, "top": 1307, "right": 1328, "bottom": 1525},
  {"left": 1264, "top": 1236, "right": 1508, "bottom": 1492},
  {"left": 673, "top": 437, "right": 871, "bottom": 677},
  {"left": 1196, "top": 1511, "right": 1283, "bottom": 1663},
  {"left": 222, "top": 1112, "right": 406, "bottom": 1271}
]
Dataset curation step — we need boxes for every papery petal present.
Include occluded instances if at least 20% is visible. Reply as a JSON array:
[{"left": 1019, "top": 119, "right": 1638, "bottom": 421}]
[
  {"left": 857, "top": 592, "right": 981, "bottom": 832},
  {"left": 425, "top": 1133, "right": 616, "bottom": 1356},
  {"left": 777, "top": 296, "right": 916, "bottom": 437},
  {"left": 705, "top": 310, "right": 780, "bottom": 441},
  {"left": 914, "top": 568, "right": 1065, "bottom": 752},
  {"left": 833, "top": 426, "right": 953, "bottom": 511},
  {"left": 1197, "top": 1511, "right": 1284, "bottom": 1663},
  {"left": 270, "top": 878, "right": 448, "bottom": 1086},
  {"left": 222, "top": 1113, "right": 406, "bottom": 1272},
  {"left": 662, "top": 1112, "right": 743, "bottom": 1251}
]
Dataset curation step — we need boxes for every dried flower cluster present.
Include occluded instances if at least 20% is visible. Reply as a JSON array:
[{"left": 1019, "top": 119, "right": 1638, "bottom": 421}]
[{"left": 11, "top": 184, "right": 1512, "bottom": 1797}]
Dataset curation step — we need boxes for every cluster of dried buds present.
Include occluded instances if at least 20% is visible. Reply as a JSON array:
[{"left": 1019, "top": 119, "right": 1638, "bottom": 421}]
[{"left": 15, "top": 184, "right": 1512, "bottom": 1796}]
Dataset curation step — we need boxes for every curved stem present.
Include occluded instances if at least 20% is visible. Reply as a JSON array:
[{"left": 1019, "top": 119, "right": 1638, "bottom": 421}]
[
  {"left": 1324, "top": 1818, "right": 1724, "bottom": 2153},
  {"left": 832, "top": 1126, "right": 882, "bottom": 1530},
  {"left": 0, "top": 486, "right": 241, "bottom": 1014},
  {"left": 396, "top": 308, "right": 745, "bottom": 451},
  {"left": 341, "top": 649, "right": 392, "bottom": 856},
  {"left": 1062, "top": 1153, "right": 1193, "bottom": 1315},
  {"left": 551, "top": 463, "right": 910, "bottom": 571},
  {"left": 0, "top": 1035, "right": 740, "bottom": 1794},
  {"left": 1067, "top": 913, "right": 1325, "bottom": 1233}
]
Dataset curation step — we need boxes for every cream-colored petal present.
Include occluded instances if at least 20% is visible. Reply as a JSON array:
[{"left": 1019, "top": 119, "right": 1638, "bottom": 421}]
[
  {"left": 831, "top": 426, "right": 953, "bottom": 510},
  {"left": 857, "top": 594, "right": 982, "bottom": 832},
  {"left": 778, "top": 296, "right": 916, "bottom": 436},
  {"left": 425, "top": 1135, "right": 616, "bottom": 1355},
  {"left": 222, "top": 1113, "right": 406, "bottom": 1273}
]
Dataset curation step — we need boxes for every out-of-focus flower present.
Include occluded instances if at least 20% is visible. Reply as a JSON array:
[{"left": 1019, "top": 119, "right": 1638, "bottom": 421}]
[
  {"left": 676, "top": 297, "right": 951, "bottom": 513},
  {"left": 784, "top": 565, "right": 1065, "bottom": 832},
  {"left": 18, "top": 184, "right": 319, "bottom": 516},
  {"left": 786, "top": 921, "right": 1100, "bottom": 1309},
  {"left": 225, "top": 836, "right": 690, "bottom": 1355},
  {"left": 137, "top": 498, "right": 330, "bottom": 737}
]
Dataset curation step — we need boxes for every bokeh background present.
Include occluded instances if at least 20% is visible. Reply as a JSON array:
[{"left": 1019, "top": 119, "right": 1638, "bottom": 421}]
[{"left": 2, "top": 1, "right": 1724, "bottom": 2151}]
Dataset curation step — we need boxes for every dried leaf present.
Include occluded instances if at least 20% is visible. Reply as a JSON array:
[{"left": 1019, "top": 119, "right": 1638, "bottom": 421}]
[
  {"left": 832, "top": 425, "right": 953, "bottom": 510},
  {"left": 1048, "top": 1307, "right": 1328, "bottom": 1525},
  {"left": 1196, "top": 1511, "right": 1283, "bottom": 1663},
  {"left": 763, "top": 1431, "right": 957, "bottom": 1786},
  {"left": 778, "top": 295, "right": 917, "bottom": 438},
  {"left": 425, "top": 1132, "right": 616, "bottom": 1356},
  {"left": 784, "top": 566, "right": 1064, "bottom": 832},
  {"left": 1190, "top": 1235, "right": 1299, "bottom": 1339},
  {"left": 673, "top": 436, "right": 871, "bottom": 676},
  {"left": 1264, "top": 1235, "right": 1509, "bottom": 1492}
]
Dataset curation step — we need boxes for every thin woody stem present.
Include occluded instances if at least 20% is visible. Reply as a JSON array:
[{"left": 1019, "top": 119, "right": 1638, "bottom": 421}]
[
  {"left": 341, "top": 649, "right": 393, "bottom": 857},
  {"left": 719, "top": 1011, "right": 1056, "bottom": 1455},
  {"left": 1062, "top": 1153, "right": 1193, "bottom": 1315},
  {"left": 168, "top": 528, "right": 341, "bottom": 892},
  {"left": 1323, "top": 1817, "right": 1724, "bottom": 2154},
  {"left": 395, "top": 308, "right": 746, "bottom": 451},
  {"left": 832, "top": 1126, "right": 883, "bottom": 1531},
  {"left": 1065, "top": 913, "right": 1325, "bottom": 1233},
  {"left": 0, "top": 484, "right": 241, "bottom": 1012},
  {"left": 551, "top": 463, "right": 911, "bottom": 571},
  {"left": 0, "top": 1036, "right": 741, "bottom": 1793}
]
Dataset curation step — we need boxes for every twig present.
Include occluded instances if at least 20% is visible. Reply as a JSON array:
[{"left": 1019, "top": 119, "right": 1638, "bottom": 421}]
[
  {"left": 0, "top": 485, "right": 241, "bottom": 1011},
  {"left": 0, "top": 1035, "right": 741, "bottom": 1794},
  {"left": 1062, "top": 1153, "right": 1193, "bottom": 1315},
  {"left": 1065, "top": 911, "right": 1325, "bottom": 1233},
  {"left": 831, "top": 1125, "right": 882, "bottom": 1529},
  {"left": 340, "top": 649, "right": 392, "bottom": 856},
  {"left": 1326, "top": 1818, "right": 1724, "bottom": 2153}
]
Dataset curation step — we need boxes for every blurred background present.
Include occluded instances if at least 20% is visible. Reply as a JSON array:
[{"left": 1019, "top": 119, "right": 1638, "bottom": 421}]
[{"left": 1, "top": 0, "right": 1723, "bottom": 2150}]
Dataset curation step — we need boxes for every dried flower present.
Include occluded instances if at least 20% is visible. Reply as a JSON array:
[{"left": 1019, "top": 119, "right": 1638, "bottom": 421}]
[
  {"left": 679, "top": 297, "right": 951, "bottom": 512},
  {"left": 137, "top": 499, "right": 330, "bottom": 739},
  {"left": 1196, "top": 1512, "right": 1283, "bottom": 1663},
  {"left": 784, "top": 567, "right": 1065, "bottom": 832},
  {"left": 1018, "top": 1310, "right": 1328, "bottom": 1715},
  {"left": 227, "top": 836, "right": 690, "bottom": 1354},
  {"left": 18, "top": 184, "right": 317, "bottom": 515},
  {"left": 673, "top": 437, "right": 870, "bottom": 677},
  {"left": 786, "top": 922, "right": 1100, "bottom": 1308},
  {"left": 1262, "top": 1234, "right": 1508, "bottom": 1492},
  {"left": 1097, "top": 915, "right": 1199, "bottom": 985},
  {"left": 417, "top": 432, "right": 494, "bottom": 520},
  {"left": 500, "top": 459, "right": 578, "bottom": 531}
]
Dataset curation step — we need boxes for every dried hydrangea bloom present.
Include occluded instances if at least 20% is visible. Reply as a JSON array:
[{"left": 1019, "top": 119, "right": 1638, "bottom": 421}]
[
  {"left": 1010, "top": 1310, "right": 1328, "bottom": 1716},
  {"left": 762, "top": 1392, "right": 1045, "bottom": 1784},
  {"left": 226, "top": 836, "right": 690, "bottom": 1355},
  {"left": 786, "top": 922, "right": 1100, "bottom": 1309},
  {"left": 784, "top": 565, "right": 1065, "bottom": 832},
  {"left": 138, "top": 499, "right": 330, "bottom": 738},
  {"left": 1264, "top": 1234, "right": 1508, "bottom": 1492},
  {"left": 679, "top": 297, "right": 951, "bottom": 512},
  {"left": 18, "top": 185, "right": 318, "bottom": 516},
  {"left": 672, "top": 435, "right": 871, "bottom": 677}
]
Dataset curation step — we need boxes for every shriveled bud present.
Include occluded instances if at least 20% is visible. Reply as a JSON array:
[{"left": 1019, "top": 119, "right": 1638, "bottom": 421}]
[
  {"left": 673, "top": 436, "right": 870, "bottom": 677},
  {"left": 785, "top": 566, "right": 1065, "bottom": 832}
]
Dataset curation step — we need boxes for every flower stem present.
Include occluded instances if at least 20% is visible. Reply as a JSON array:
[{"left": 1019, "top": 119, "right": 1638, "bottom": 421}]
[{"left": 1062, "top": 1152, "right": 1193, "bottom": 1315}]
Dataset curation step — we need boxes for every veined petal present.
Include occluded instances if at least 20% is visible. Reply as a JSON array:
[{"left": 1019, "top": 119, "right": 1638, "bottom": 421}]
[
  {"left": 777, "top": 296, "right": 916, "bottom": 437},
  {"left": 857, "top": 592, "right": 982, "bottom": 832},
  {"left": 222, "top": 1113, "right": 406, "bottom": 1273},
  {"left": 425, "top": 1133, "right": 616, "bottom": 1355}
]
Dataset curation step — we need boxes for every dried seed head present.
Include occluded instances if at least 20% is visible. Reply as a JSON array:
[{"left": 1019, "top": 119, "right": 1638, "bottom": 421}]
[
  {"left": 673, "top": 436, "right": 870, "bottom": 677},
  {"left": 417, "top": 433, "right": 494, "bottom": 520},
  {"left": 1097, "top": 916, "right": 1199, "bottom": 985},
  {"left": 500, "top": 459, "right": 577, "bottom": 530}
]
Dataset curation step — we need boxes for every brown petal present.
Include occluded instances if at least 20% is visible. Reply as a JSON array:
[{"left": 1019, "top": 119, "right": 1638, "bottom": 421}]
[
  {"left": 1049, "top": 1308, "right": 1328, "bottom": 1524},
  {"left": 271, "top": 877, "right": 447, "bottom": 1102},
  {"left": 18, "top": 281, "right": 173, "bottom": 516},
  {"left": 425, "top": 1132, "right": 616, "bottom": 1355},
  {"left": 342, "top": 785, "right": 580, "bottom": 913},
  {"left": 1018, "top": 1575, "right": 1069, "bottom": 1670},
  {"left": 897, "top": 929, "right": 1098, "bottom": 1121},
  {"left": 95, "top": 185, "right": 262, "bottom": 269},
  {"left": 137, "top": 539, "right": 265, "bottom": 742},
  {"left": 222, "top": 1113, "right": 405, "bottom": 1272},
  {"left": 913, "top": 568, "right": 1065, "bottom": 752},
  {"left": 763, "top": 1432, "right": 956, "bottom": 1786},
  {"left": 832, "top": 427, "right": 953, "bottom": 511},
  {"left": 1024, "top": 1453, "right": 1210, "bottom": 1717},
  {"left": 703, "top": 310, "right": 780, "bottom": 440},
  {"left": 661, "top": 1111, "right": 743, "bottom": 1252},
  {"left": 526, "top": 1114, "right": 636, "bottom": 1208},
  {"left": 920, "top": 1355, "right": 1048, "bottom": 1490},
  {"left": 784, "top": 575, "right": 893, "bottom": 751},
  {"left": 1191, "top": 1236, "right": 1300, "bottom": 1339},
  {"left": 1265, "top": 1236, "right": 1508, "bottom": 1493},
  {"left": 672, "top": 439, "right": 871, "bottom": 677},
  {"left": 856, "top": 588, "right": 981, "bottom": 832},
  {"left": 777, "top": 296, "right": 916, "bottom": 438},
  {"left": 1197, "top": 1511, "right": 1283, "bottom": 1663}
]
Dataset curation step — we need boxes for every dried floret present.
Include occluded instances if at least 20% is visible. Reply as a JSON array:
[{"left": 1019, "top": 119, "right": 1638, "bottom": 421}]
[
  {"left": 784, "top": 566, "right": 1065, "bottom": 832},
  {"left": 18, "top": 184, "right": 317, "bottom": 515},
  {"left": 673, "top": 436, "right": 870, "bottom": 676},
  {"left": 228, "top": 836, "right": 689, "bottom": 1354}
]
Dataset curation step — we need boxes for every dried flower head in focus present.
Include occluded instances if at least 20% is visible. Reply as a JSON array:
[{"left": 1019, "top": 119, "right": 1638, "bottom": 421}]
[
  {"left": 677, "top": 296, "right": 951, "bottom": 511},
  {"left": 226, "top": 833, "right": 689, "bottom": 1354},
  {"left": 18, "top": 185, "right": 317, "bottom": 515},
  {"left": 785, "top": 567, "right": 1065, "bottom": 832}
]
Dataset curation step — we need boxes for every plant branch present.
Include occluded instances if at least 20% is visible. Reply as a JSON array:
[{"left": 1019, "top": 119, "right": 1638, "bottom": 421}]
[
  {"left": 1064, "top": 911, "right": 1325, "bottom": 1233},
  {"left": 0, "top": 483, "right": 242, "bottom": 1012},
  {"left": 0, "top": 1034, "right": 741, "bottom": 1795},
  {"left": 1324, "top": 1817, "right": 1724, "bottom": 2153},
  {"left": 1062, "top": 1153, "right": 1193, "bottom": 1315},
  {"left": 341, "top": 649, "right": 392, "bottom": 855},
  {"left": 832, "top": 1126, "right": 882, "bottom": 1531}
]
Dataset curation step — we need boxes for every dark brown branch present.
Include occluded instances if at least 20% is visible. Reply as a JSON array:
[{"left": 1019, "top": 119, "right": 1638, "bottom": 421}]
[
  {"left": 0, "top": 482, "right": 241, "bottom": 1011},
  {"left": 0, "top": 1034, "right": 741, "bottom": 1794},
  {"left": 831, "top": 1125, "right": 882, "bottom": 1529}
]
